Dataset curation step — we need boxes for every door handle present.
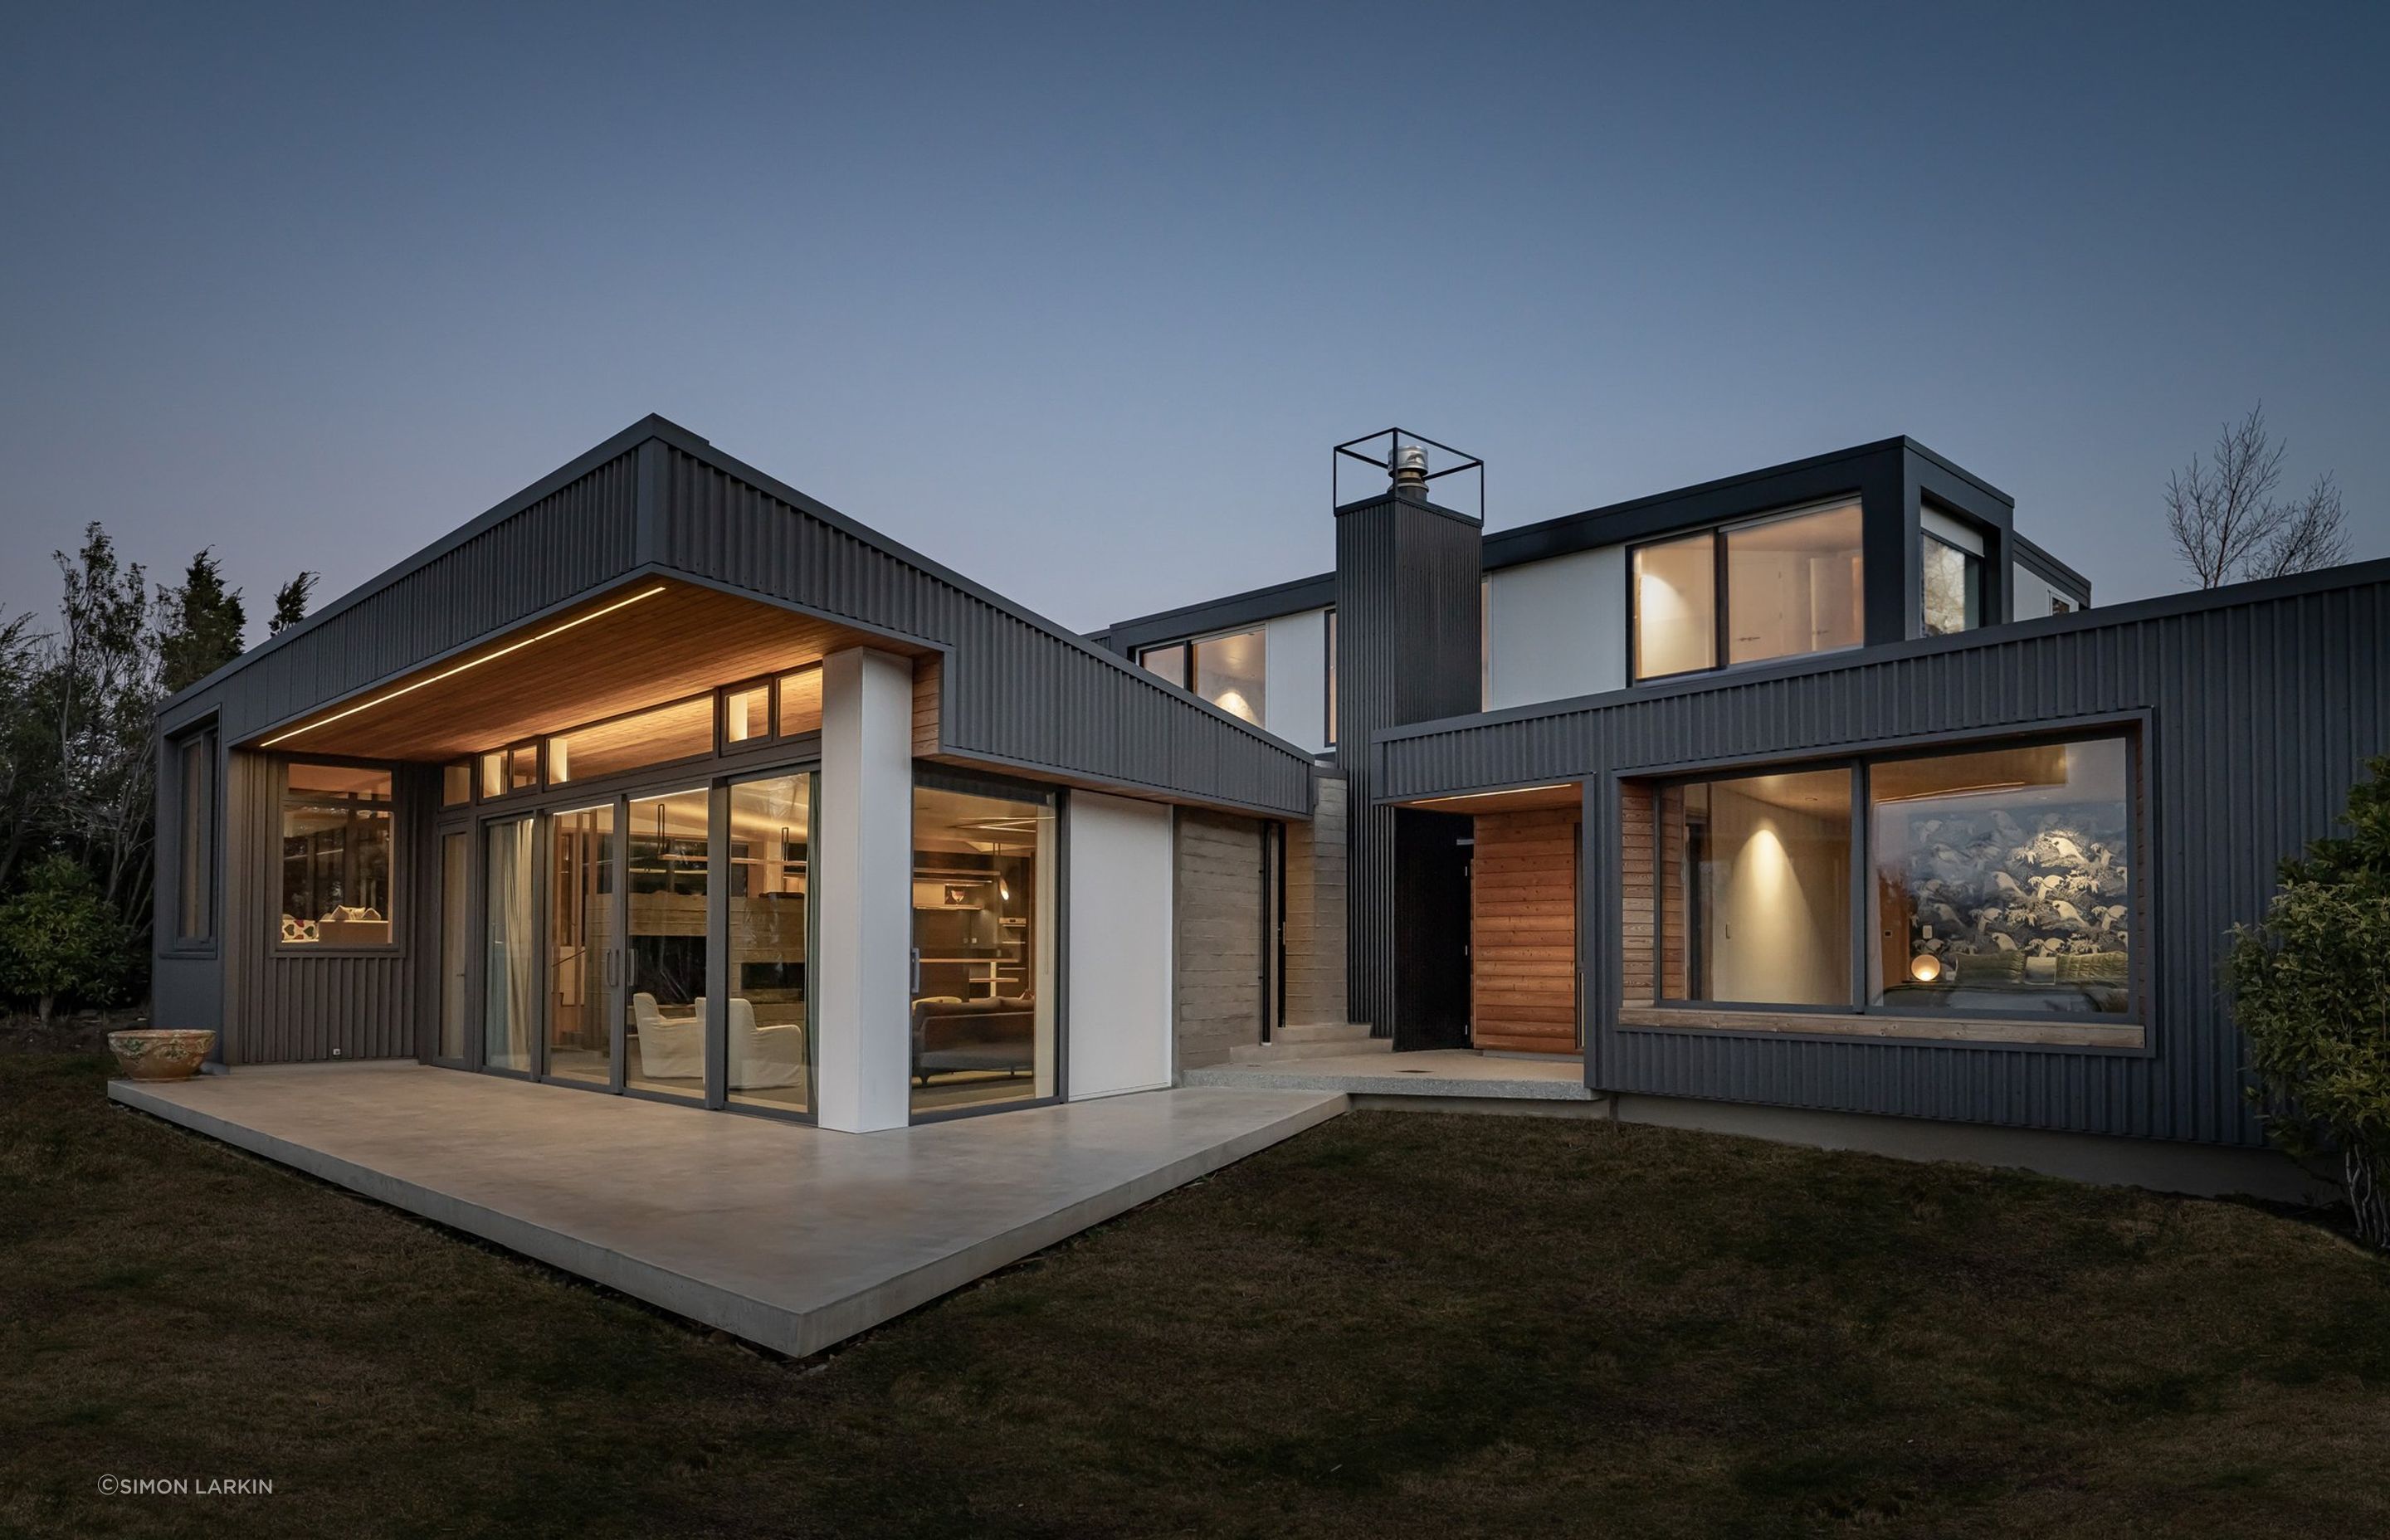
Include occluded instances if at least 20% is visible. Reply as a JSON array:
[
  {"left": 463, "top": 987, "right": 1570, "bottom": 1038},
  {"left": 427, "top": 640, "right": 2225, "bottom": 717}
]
[
  {"left": 910, "top": 948, "right": 923, "bottom": 996},
  {"left": 605, "top": 949, "right": 619, "bottom": 988}
]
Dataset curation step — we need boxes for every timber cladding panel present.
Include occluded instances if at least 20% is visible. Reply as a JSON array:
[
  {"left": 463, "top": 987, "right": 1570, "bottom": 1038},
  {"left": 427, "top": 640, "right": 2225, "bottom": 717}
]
[
  {"left": 1471, "top": 807, "right": 1580, "bottom": 1053},
  {"left": 1173, "top": 810, "right": 1267, "bottom": 1070},
  {"left": 1617, "top": 783, "right": 1686, "bottom": 1006}
]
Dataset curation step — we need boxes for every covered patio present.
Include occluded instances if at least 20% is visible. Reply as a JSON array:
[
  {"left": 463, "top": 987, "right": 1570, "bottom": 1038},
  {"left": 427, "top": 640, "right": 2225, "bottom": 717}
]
[{"left": 110, "top": 1064, "right": 1344, "bottom": 1357}]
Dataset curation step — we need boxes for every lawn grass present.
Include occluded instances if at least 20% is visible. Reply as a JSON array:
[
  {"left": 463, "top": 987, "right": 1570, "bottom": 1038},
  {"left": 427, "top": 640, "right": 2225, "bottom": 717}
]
[{"left": 5, "top": 1051, "right": 2388, "bottom": 1538}]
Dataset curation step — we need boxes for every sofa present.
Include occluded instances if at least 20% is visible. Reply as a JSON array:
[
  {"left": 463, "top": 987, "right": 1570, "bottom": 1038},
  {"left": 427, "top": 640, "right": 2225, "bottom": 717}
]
[
  {"left": 910, "top": 996, "right": 1036, "bottom": 1084},
  {"left": 629, "top": 993, "right": 807, "bottom": 1089}
]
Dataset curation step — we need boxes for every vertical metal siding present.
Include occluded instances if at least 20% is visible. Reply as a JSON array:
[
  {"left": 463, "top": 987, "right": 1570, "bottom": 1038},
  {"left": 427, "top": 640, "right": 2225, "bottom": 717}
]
[
  {"left": 1378, "top": 569, "right": 2390, "bottom": 1148},
  {"left": 1335, "top": 494, "right": 1485, "bottom": 1035},
  {"left": 657, "top": 447, "right": 1312, "bottom": 816}
]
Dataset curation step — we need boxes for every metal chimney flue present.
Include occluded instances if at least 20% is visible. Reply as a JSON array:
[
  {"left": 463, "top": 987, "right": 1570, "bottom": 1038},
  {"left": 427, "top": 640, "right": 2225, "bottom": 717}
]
[{"left": 1390, "top": 441, "right": 1430, "bottom": 499}]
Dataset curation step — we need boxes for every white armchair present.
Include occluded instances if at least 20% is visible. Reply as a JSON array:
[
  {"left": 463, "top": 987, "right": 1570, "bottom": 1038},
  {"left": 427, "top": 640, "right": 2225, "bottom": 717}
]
[
  {"left": 729, "top": 997, "right": 807, "bottom": 1091},
  {"left": 631, "top": 992, "right": 702, "bottom": 1082}
]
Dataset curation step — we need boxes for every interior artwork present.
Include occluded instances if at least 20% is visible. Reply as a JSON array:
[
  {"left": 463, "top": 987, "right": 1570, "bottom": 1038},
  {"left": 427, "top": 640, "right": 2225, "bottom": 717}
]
[
  {"left": 1871, "top": 738, "right": 2131, "bottom": 1014},
  {"left": 279, "top": 763, "right": 393, "bottom": 945},
  {"left": 910, "top": 778, "right": 1056, "bottom": 1116}
]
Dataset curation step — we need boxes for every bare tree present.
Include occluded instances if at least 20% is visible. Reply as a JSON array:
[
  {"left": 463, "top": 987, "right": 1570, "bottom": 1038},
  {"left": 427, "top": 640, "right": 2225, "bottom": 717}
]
[{"left": 2165, "top": 405, "right": 2350, "bottom": 587}]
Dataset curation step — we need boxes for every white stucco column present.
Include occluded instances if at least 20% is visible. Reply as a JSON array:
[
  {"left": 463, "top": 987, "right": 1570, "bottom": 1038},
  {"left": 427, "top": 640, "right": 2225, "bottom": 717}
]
[{"left": 814, "top": 646, "right": 915, "bottom": 1133}]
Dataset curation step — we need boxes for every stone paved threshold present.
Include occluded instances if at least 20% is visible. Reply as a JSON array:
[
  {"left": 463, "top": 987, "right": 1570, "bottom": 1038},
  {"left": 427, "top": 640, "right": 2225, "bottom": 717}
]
[{"left": 1183, "top": 1049, "right": 1597, "bottom": 1101}]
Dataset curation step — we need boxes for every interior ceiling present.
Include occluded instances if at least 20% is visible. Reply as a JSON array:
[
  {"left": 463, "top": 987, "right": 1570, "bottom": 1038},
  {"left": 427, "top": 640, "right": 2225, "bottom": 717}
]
[
  {"left": 249, "top": 579, "right": 925, "bottom": 762},
  {"left": 1398, "top": 782, "right": 1583, "bottom": 816}
]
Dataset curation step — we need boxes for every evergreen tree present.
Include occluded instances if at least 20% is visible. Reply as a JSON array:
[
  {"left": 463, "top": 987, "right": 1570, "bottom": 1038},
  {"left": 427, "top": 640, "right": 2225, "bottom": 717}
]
[
  {"left": 269, "top": 570, "right": 317, "bottom": 636},
  {"left": 158, "top": 548, "right": 246, "bottom": 693}
]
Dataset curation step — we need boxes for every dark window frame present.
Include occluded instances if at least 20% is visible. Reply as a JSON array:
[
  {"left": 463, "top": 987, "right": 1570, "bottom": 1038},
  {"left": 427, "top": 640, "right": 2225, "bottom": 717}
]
[
  {"left": 166, "top": 722, "right": 219, "bottom": 953},
  {"left": 272, "top": 753, "right": 403, "bottom": 954},
  {"left": 1920, "top": 529, "right": 1986, "bottom": 638},
  {"left": 1627, "top": 496, "right": 1869, "bottom": 685},
  {"left": 1632, "top": 723, "right": 2147, "bottom": 1041}
]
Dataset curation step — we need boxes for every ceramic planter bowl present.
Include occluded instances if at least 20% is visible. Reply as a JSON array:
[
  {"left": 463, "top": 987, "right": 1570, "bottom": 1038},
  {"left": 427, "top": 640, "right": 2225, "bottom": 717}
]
[{"left": 108, "top": 1029, "right": 216, "bottom": 1082}]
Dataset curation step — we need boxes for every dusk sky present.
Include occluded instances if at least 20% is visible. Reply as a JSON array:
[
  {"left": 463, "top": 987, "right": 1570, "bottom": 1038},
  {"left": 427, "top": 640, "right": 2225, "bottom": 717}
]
[{"left": 4, "top": 2, "right": 2383, "bottom": 641}]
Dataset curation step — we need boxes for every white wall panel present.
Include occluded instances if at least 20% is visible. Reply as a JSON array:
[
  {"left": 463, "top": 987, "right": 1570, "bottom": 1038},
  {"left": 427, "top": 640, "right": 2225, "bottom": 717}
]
[
  {"left": 1066, "top": 792, "right": 1175, "bottom": 1098},
  {"left": 1485, "top": 546, "right": 1627, "bottom": 710},
  {"left": 1262, "top": 607, "right": 1329, "bottom": 753}
]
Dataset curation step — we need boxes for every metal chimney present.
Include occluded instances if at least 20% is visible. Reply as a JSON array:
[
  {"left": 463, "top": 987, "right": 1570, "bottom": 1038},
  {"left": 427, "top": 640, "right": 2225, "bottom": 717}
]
[{"left": 1390, "top": 441, "right": 1430, "bottom": 499}]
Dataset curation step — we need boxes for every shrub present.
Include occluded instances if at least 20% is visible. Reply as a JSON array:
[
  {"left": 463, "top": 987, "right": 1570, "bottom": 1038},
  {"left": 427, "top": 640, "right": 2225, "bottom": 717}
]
[
  {"left": 2230, "top": 755, "right": 2390, "bottom": 1249},
  {"left": 0, "top": 855, "right": 135, "bottom": 1026}
]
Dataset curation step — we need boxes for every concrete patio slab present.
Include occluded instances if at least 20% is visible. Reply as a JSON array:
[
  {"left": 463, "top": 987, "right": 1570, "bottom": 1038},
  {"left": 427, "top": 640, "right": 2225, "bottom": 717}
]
[
  {"left": 1182, "top": 1048, "right": 1598, "bottom": 1103},
  {"left": 109, "top": 1065, "right": 1344, "bottom": 1357}
]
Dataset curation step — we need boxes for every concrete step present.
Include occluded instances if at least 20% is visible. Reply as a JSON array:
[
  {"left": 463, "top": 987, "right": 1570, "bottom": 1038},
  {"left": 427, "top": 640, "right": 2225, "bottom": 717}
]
[
  {"left": 1228, "top": 1036, "right": 1392, "bottom": 1064},
  {"left": 1272, "top": 1021, "right": 1378, "bottom": 1045}
]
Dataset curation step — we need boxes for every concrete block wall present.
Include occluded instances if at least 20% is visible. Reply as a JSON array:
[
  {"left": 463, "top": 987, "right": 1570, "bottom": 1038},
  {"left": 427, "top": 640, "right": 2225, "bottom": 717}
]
[
  {"left": 1283, "top": 772, "right": 1355, "bottom": 1030},
  {"left": 1172, "top": 810, "right": 1268, "bottom": 1070}
]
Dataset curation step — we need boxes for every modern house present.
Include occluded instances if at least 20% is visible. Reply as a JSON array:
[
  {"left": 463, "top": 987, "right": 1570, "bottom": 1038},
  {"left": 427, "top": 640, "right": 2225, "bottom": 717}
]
[{"left": 154, "top": 417, "right": 2388, "bottom": 1195}]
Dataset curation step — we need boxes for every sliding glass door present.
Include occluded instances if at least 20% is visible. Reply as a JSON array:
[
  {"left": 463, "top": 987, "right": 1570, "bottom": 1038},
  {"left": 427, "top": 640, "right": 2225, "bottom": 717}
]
[
  {"left": 484, "top": 816, "right": 537, "bottom": 1072},
  {"left": 910, "top": 777, "right": 1057, "bottom": 1118},
  {"left": 726, "top": 772, "right": 814, "bottom": 1113},
  {"left": 625, "top": 787, "right": 710, "bottom": 1099},
  {"left": 545, "top": 803, "right": 617, "bottom": 1087}
]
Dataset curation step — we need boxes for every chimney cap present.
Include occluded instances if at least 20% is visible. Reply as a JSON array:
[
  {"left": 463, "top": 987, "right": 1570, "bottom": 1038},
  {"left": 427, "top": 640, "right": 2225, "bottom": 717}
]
[{"left": 1331, "top": 428, "right": 1485, "bottom": 521}]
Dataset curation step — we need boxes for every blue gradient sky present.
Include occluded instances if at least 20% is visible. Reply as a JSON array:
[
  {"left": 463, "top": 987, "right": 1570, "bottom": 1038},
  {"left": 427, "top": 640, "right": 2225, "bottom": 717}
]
[{"left": 4, "top": 2, "right": 2383, "bottom": 639}]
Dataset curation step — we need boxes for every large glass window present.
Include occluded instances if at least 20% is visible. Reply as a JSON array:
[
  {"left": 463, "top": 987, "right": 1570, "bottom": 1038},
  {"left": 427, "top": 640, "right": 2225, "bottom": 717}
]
[
  {"left": 1661, "top": 768, "right": 1854, "bottom": 1006},
  {"left": 1725, "top": 502, "right": 1864, "bottom": 665},
  {"left": 175, "top": 732, "right": 213, "bottom": 942},
  {"left": 625, "top": 787, "right": 710, "bottom": 1099},
  {"left": 1193, "top": 628, "right": 1266, "bottom": 724},
  {"left": 910, "top": 778, "right": 1056, "bottom": 1117},
  {"left": 1633, "top": 532, "right": 1717, "bottom": 680},
  {"left": 1137, "top": 629, "right": 1266, "bottom": 725},
  {"left": 546, "top": 804, "right": 617, "bottom": 1085},
  {"left": 484, "top": 816, "right": 535, "bottom": 1070},
  {"left": 1137, "top": 643, "right": 1187, "bottom": 688},
  {"left": 1923, "top": 536, "right": 1984, "bottom": 637},
  {"left": 1636, "top": 732, "right": 2137, "bottom": 1036},
  {"left": 1633, "top": 500, "right": 1865, "bottom": 680},
  {"left": 279, "top": 763, "right": 393, "bottom": 945},
  {"left": 1871, "top": 739, "right": 2131, "bottom": 1016},
  {"left": 727, "top": 773, "right": 814, "bottom": 1113}
]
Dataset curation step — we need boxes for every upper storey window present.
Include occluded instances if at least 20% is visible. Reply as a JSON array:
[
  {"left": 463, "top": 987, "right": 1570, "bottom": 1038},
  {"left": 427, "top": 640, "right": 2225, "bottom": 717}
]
[
  {"left": 1137, "top": 627, "right": 1267, "bottom": 726},
  {"left": 1921, "top": 506, "right": 1987, "bottom": 637},
  {"left": 1632, "top": 500, "right": 1865, "bottom": 682}
]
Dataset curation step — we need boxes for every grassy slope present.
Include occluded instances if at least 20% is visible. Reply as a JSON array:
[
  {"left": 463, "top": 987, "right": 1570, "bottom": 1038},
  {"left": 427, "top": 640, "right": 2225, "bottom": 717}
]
[{"left": 4, "top": 1053, "right": 2388, "bottom": 1539}]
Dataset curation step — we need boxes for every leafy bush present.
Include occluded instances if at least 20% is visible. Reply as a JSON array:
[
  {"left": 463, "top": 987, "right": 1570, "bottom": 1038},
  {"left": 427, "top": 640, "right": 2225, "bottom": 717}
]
[
  {"left": 2230, "top": 755, "right": 2390, "bottom": 1248},
  {"left": 0, "top": 855, "right": 135, "bottom": 1025}
]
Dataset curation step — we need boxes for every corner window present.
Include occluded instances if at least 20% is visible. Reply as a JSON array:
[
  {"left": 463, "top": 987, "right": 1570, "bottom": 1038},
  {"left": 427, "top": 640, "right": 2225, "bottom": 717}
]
[
  {"left": 1632, "top": 500, "right": 1864, "bottom": 682},
  {"left": 1628, "top": 731, "right": 2139, "bottom": 1044},
  {"left": 173, "top": 730, "right": 216, "bottom": 943},
  {"left": 280, "top": 763, "right": 394, "bottom": 946},
  {"left": 1921, "top": 509, "right": 1987, "bottom": 638}
]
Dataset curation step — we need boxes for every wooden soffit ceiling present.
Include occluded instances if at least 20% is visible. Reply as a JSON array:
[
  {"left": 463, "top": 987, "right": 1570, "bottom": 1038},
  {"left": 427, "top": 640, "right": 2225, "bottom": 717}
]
[
  {"left": 1397, "top": 782, "right": 1584, "bottom": 816},
  {"left": 249, "top": 579, "right": 925, "bottom": 762}
]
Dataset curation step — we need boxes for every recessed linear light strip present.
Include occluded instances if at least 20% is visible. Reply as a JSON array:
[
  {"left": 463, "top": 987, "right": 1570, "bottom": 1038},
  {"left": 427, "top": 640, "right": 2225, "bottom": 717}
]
[{"left": 258, "top": 585, "right": 671, "bottom": 749}]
